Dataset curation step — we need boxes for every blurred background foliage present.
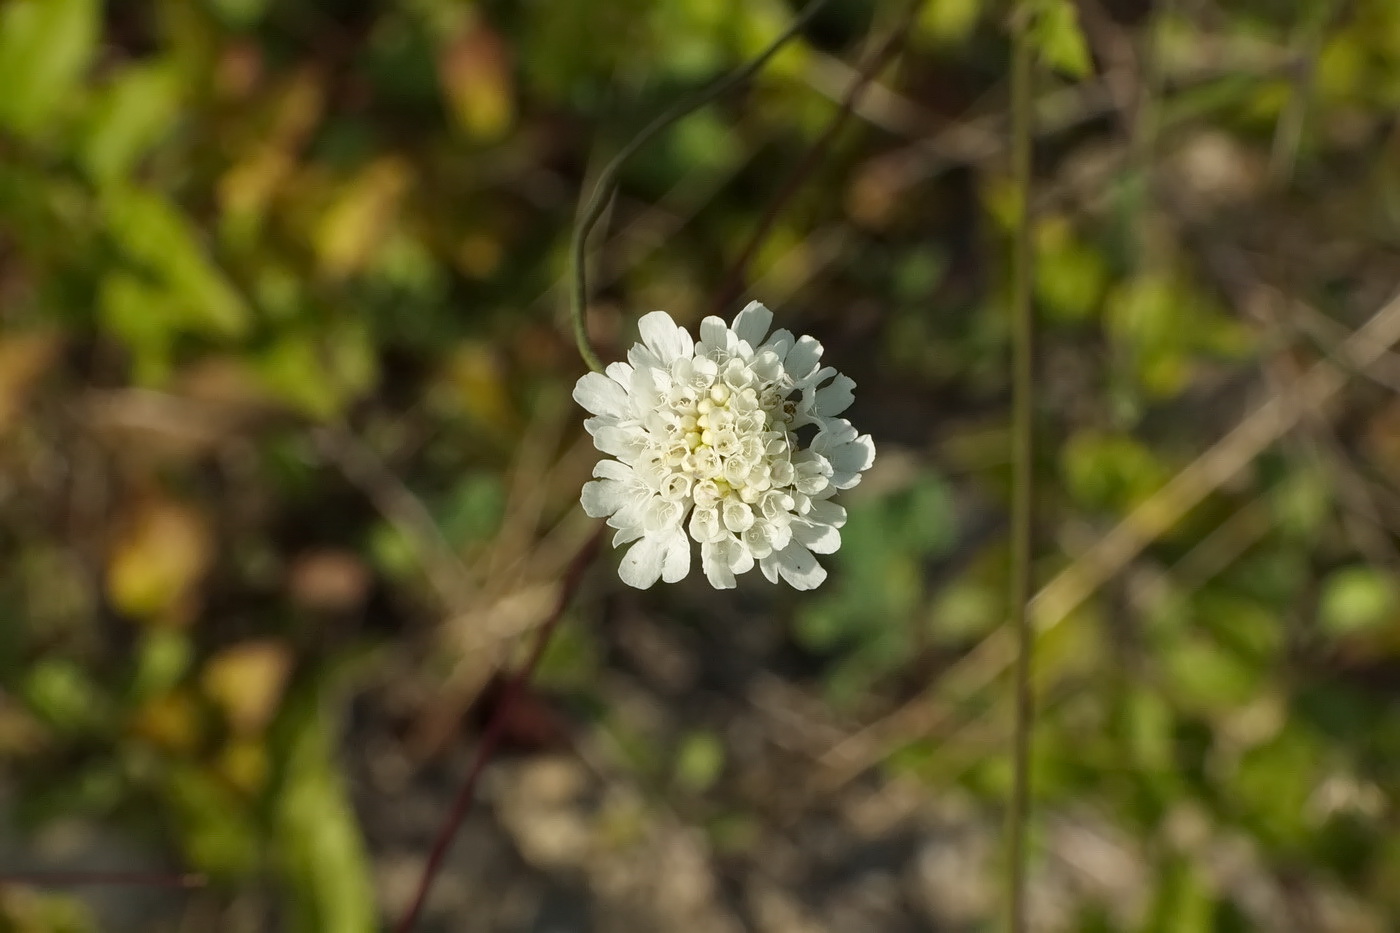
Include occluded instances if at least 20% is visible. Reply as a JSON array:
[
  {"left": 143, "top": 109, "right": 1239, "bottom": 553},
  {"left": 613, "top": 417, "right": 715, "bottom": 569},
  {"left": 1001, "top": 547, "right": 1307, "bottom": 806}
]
[{"left": 2, "top": 0, "right": 1400, "bottom": 930}]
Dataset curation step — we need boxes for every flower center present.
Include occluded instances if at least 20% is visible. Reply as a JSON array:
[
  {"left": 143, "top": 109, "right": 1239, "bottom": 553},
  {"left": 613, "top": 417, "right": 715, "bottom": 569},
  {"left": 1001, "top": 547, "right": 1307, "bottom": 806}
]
[{"left": 654, "top": 352, "right": 795, "bottom": 509}]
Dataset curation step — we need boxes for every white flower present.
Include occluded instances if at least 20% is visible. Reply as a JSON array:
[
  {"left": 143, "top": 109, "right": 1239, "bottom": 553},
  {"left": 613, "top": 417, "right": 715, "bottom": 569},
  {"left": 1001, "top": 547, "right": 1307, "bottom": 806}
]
[{"left": 573, "top": 301, "right": 875, "bottom": 590}]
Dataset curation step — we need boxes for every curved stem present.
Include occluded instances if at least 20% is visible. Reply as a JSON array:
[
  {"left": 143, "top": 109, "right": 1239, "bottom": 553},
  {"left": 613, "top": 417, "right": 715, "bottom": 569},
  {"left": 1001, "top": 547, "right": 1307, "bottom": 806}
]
[
  {"left": 569, "top": 0, "right": 834, "bottom": 372},
  {"left": 1005, "top": 4, "right": 1037, "bottom": 932}
]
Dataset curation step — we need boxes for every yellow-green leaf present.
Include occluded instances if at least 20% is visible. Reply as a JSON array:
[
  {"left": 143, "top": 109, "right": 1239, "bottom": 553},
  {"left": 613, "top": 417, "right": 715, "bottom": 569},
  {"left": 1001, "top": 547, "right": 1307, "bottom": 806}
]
[
  {"left": 0, "top": 0, "right": 98, "bottom": 136},
  {"left": 1032, "top": 0, "right": 1092, "bottom": 79},
  {"left": 82, "top": 62, "right": 183, "bottom": 182}
]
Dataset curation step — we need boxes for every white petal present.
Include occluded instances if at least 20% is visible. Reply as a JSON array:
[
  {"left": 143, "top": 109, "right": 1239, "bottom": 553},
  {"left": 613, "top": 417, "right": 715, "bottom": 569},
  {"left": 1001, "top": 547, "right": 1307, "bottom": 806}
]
[
  {"left": 592, "top": 425, "right": 646, "bottom": 458},
  {"left": 629, "top": 362, "right": 665, "bottom": 406},
  {"left": 813, "top": 418, "right": 857, "bottom": 448},
  {"left": 806, "top": 499, "right": 847, "bottom": 528},
  {"left": 619, "top": 535, "right": 666, "bottom": 589},
  {"left": 768, "top": 542, "right": 827, "bottom": 590},
  {"left": 767, "top": 520, "right": 793, "bottom": 552},
  {"left": 583, "top": 414, "right": 619, "bottom": 437},
  {"left": 627, "top": 342, "right": 664, "bottom": 374},
  {"left": 783, "top": 335, "right": 823, "bottom": 381},
  {"left": 702, "top": 541, "right": 736, "bottom": 589},
  {"left": 759, "top": 558, "right": 780, "bottom": 584},
  {"left": 610, "top": 494, "right": 651, "bottom": 534},
  {"left": 638, "top": 310, "right": 693, "bottom": 365},
  {"left": 732, "top": 301, "right": 773, "bottom": 346},
  {"left": 798, "top": 365, "right": 837, "bottom": 391},
  {"left": 659, "top": 527, "right": 691, "bottom": 583},
  {"left": 573, "top": 372, "right": 630, "bottom": 417},
  {"left": 760, "top": 328, "right": 795, "bottom": 359},
  {"left": 792, "top": 518, "right": 841, "bottom": 554},
  {"left": 827, "top": 434, "right": 876, "bottom": 488},
  {"left": 581, "top": 478, "right": 628, "bottom": 518},
  {"left": 813, "top": 375, "right": 855, "bottom": 417},
  {"left": 699, "top": 316, "right": 729, "bottom": 350},
  {"left": 728, "top": 538, "right": 754, "bottom": 575},
  {"left": 593, "top": 460, "right": 632, "bottom": 482},
  {"left": 612, "top": 524, "right": 644, "bottom": 547}
]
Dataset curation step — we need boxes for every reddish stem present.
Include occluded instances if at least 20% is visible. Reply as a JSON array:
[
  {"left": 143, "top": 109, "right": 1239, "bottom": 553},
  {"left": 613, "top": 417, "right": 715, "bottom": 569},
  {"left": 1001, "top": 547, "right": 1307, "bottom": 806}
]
[{"left": 392, "top": 529, "right": 603, "bottom": 933}]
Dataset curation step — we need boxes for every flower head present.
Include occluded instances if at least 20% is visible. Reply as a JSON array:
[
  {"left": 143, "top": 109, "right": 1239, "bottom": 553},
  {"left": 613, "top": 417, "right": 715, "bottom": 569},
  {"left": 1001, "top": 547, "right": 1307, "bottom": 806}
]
[{"left": 573, "top": 301, "right": 875, "bottom": 590}]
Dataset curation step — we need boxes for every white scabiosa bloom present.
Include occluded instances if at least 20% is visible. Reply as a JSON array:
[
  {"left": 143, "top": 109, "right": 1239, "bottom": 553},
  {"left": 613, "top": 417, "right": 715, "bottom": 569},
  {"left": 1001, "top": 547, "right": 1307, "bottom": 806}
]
[{"left": 573, "top": 301, "right": 875, "bottom": 590}]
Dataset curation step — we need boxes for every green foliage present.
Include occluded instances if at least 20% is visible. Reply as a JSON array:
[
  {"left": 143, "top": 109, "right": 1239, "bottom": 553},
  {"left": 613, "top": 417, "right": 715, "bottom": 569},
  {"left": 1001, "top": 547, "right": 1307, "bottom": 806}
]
[
  {"left": 21, "top": 660, "right": 108, "bottom": 736},
  {"left": 2, "top": 2, "right": 1400, "bottom": 930},
  {"left": 1318, "top": 566, "right": 1400, "bottom": 636},
  {"left": 1144, "top": 856, "right": 1216, "bottom": 933},
  {"left": 673, "top": 730, "right": 725, "bottom": 794},
  {"left": 1061, "top": 430, "right": 1167, "bottom": 512},
  {"left": 0, "top": 0, "right": 99, "bottom": 137},
  {"left": 1036, "top": 218, "right": 1109, "bottom": 323},
  {"left": 918, "top": 0, "right": 984, "bottom": 45},
  {"left": 1104, "top": 273, "right": 1252, "bottom": 398},
  {"left": 166, "top": 762, "right": 260, "bottom": 878},
  {"left": 99, "top": 185, "right": 251, "bottom": 381},
  {"left": 273, "top": 674, "right": 377, "bottom": 933},
  {"left": 1029, "top": 0, "right": 1093, "bottom": 78},
  {"left": 81, "top": 62, "right": 184, "bottom": 183},
  {"left": 795, "top": 474, "right": 957, "bottom": 706}
]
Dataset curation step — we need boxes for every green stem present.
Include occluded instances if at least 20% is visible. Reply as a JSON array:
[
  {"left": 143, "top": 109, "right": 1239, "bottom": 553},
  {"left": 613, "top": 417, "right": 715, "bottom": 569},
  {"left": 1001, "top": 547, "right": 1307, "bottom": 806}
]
[
  {"left": 1006, "top": 3, "right": 1037, "bottom": 932},
  {"left": 569, "top": 0, "right": 834, "bottom": 373}
]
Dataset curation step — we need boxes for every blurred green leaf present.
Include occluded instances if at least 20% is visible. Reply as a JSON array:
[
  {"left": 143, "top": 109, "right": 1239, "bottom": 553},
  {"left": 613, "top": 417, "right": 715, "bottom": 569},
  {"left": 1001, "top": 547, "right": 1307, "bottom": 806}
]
[
  {"left": 1232, "top": 728, "right": 1322, "bottom": 852},
  {"left": 1270, "top": 464, "right": 1333, "bottom": 539},
  {"left": 129, "top": 630, "right": 194, "bottom": 702},
  {"left": 81, "top": 62, "right": 183, "bottom": 183},
  {"left": 1163, "top": 635, "right": 1260, "bottom": 713},
  {"left": 1125, "top": 685, "right": 1175, "bottom": 773},
  {"left": 796, "top": 472, "right": 957, "bottom": 705},
  {"left": 1061, "top": 430, "right": 1165, "bottom": 512},
  {"left": 205, "top": 0, "right": 271, "bottom": 28},
  {"left": 273, "top": 674, "right": 377, "bottom": 933},
  {"left": 367, "top": 520, "right": 418, "bottom": 581},
  {"left": 1031, "top": 0, "right": 1092, "bottom": 79},
  {"left": 439, "top": 472, "right": 507, "bottom": 545},
  {"left": 928, "top": 577, "right": 1002, "bottom": 643},
  {"left": 1035, "top": 219, "right": 1108, "bottom": 322},
  {"left": 1319, "top": 566, "right": 1400, "bottom": 636},
  {"left": 102, "top": 185, "right": 251, "bottom": 343},
  {"left": 0, "top": 0, "right": 98, "bottom": 137},
  {"left": 255, "top": 321, "right": 378, "bottom": 419},
  {"left": 1144, "top": 855, "right": 1215, "bottom": 933},
  {"left": 167, "top": 763, "right": 259, "bottom": 877},
  {"left": 1196, "top": 590, "right": 1283, "bottom": 663},
  {"left": 535, "top": 619, "right": 602, "bottom": 690},
  {"left": 918, "top": 0, "right": 982, "bottom": 44},
  {"left": 674, "top": 730, "right": 725, "bottom": 794},
  {"left": 99, "top": 271, "right": 177, "bottom": 384},
  {"left": 22, "top": 659, "right": 106, "bottom": 735}
]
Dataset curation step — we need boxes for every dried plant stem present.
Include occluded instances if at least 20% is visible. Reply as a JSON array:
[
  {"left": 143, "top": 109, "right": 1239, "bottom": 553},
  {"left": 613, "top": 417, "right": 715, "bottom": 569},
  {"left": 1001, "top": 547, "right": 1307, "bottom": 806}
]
[
  {"left": 392, "top": 530, "right": 602, "bottom": 933},
  {"left": 569, "top": 0, "right": 834, "bottom": 372},
  {"left": 710, "top": 0, "right": 925, "bottom": 315},
  {"left": 1005, "top": 4, "right": 1037, "bottom": 931}
]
